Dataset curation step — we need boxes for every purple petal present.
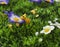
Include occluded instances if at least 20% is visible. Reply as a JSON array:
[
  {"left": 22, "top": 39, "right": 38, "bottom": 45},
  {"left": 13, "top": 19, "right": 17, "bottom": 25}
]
[
  {"left": 19, "top": 20, "right": 25, "bottom": 24},
  {"left": 4, "top": 11, "right": 25, "bottom": 24},
  {"left": 9, "top": 19, "right": 15, "bottom": 23},
  {"left": 9, "top": 19, "right": 25, "bottom": 24},
  {"left": 4, "top": 11, "right": 14, "bottom": 17},
  {"left": 30, "top": 0, "right": 42, "bottom": 3},
  {"left": 0, "top": 0, "right": 9, "bottom": 4},
  {"left": 45, "top": 0, "right": 54, "bottom": 3},
  {"left": 50, "top": 0, "right": 54, "bottom": 3},
  {"left": 8, "top": 11, "right": 14, "bottom": 17}
]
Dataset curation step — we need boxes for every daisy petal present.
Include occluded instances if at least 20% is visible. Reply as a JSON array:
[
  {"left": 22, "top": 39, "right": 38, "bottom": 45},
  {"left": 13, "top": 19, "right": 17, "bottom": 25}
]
[
  {"left": 50, "top": 26, "right": 55, "bottom": 30},
  {"left": 40, "top": 30, "right": 44, "bottom": 34}
]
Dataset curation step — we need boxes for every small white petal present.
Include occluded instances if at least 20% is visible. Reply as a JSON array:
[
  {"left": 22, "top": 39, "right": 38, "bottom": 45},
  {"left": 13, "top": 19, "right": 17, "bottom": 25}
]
[
  {"left": 55, "top": 22, "right": 60, "bottom": 25},
  {"left": 56, "top": 26, "right": 60, "bottom": 29},
  {"left": 48, "top": 21, "right": 54, "bottom": 25},
  {"left": 35, "top": 14, "right": 39, "bottom": 17},
  {"left": 35, "top": 32, "right": 39, "bottom": 36},
  {"left": 48, "top": 21, "right": 52, "bottom": 23},
  {"left": 55, "top": 0, "right": 60, "bottom": 2},
  {"left": 40, "top": 30, "right": 44, "bottom": 34},
  {"left": 38, "top": 38, "right": 43, "bottom": 42},
  {"left": 55, "top": 22, "right": 60, "bottom": 29},
  {"left": 43, "top": 25, "right": 50, "bottom": 29},
  {"left": 55, "top": 18, "right": 58, "bottom": 20},
  {"left": 10, "top": 15, "right": 15, "bottom": 20},
  {"left": 50, "top": 23, "right": 54, "bottom": 25},
  {"left": 54, "top": 18, "right": 58, "bottom": 22},
  {"left": 50, "top": 26, "right": 55, "bottom": 30}
]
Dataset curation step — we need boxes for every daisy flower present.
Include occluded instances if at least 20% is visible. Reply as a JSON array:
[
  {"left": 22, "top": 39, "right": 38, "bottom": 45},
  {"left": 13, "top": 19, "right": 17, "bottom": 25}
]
[
  {"left": 40, "top": 25, "right": 55, "bottom": 34},
  {"left": 4, "top": 11, "right": 25, "bottom": 24},
  {"left": 0, "top": 0, "right": 9, "bottom": 4}
]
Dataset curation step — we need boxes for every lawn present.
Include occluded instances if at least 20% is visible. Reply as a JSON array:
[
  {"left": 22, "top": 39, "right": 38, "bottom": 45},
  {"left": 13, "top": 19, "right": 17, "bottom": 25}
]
[{"left": 0, "top": 0, "right": 60, "bottom": 47}]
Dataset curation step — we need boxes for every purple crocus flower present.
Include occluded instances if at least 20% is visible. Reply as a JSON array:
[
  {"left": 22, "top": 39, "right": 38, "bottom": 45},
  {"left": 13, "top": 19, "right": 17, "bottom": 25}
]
[
  {"left": 45, "top": 0, "right": 54, "bottom": 3},
  {"left": 30, "top": 0, "right": 42, "bottom": 3},
  {"left": 0, "top": 0, "right": 9, "bottom": 4},
  {"left": 4, "top": 11, "right": 25, "bottom": 24}
]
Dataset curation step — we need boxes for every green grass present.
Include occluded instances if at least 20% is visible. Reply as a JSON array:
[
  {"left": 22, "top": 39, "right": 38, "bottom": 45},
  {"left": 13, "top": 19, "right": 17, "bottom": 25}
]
[{"left": 0, "top": 0, "right": 60, "bottom": 47}]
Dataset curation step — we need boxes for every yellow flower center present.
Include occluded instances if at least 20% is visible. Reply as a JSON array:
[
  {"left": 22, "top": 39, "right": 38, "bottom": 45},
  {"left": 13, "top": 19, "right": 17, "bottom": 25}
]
[
  {"left": 25, "top": 18, "right": 30, "bottom": 24},
  {"left": 44, "top": 28, "right": 50, "bottom": 32},
  {"left": 20, "top": 14, "right": 27, "bottom": 20},
  {"left": 46, "top": 0, "right": 50, "bottom": 2},
  {"left": 23, "top": 14, "right": 26, "bottom": 17},
  {"left": 13, "top": 17, "right": 19, "bottom": 22},
  {"left": 1, "top": 2, "right": 6, "bottom": 4}
]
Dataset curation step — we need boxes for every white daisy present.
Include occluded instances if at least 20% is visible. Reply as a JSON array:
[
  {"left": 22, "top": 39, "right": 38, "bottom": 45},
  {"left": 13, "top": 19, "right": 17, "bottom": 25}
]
[{"left": 40, "top": 25, "right": 55, "bottom": 34}]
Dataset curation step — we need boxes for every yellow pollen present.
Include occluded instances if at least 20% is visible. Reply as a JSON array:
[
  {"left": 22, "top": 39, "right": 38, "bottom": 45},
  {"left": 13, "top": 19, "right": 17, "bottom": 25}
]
[
  {"left": 23, "top": 14, "right": 27, "bottom": 17},
  {"left": 25, "top": 18, "right": 30, "bottom": 24},
  {"left": 20, "top": 14, "right": 27, "bottom": 20},
  {"left": 44, "top": 28, "right": 50, "bottom": 32},
  {"left": 20, "top": 16, "right": 26, "bottom": 20},
  {"left": 13, "top": 17, "right": 19, "bottom": 22},
  {"left": 1, "top": 2, "right": 6, "bottom": 4},
  {"left": 8, "top": 24, "right": 12, "bottom": 28},
  {"left": 46, "top": 0, "right": 50, "bottom": 2},
  {"left": 31, "top": 10, "right": 36, "bottom": 14},
  {"left": 16, "top": 23, "right": 20, "bottom": 27}
]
